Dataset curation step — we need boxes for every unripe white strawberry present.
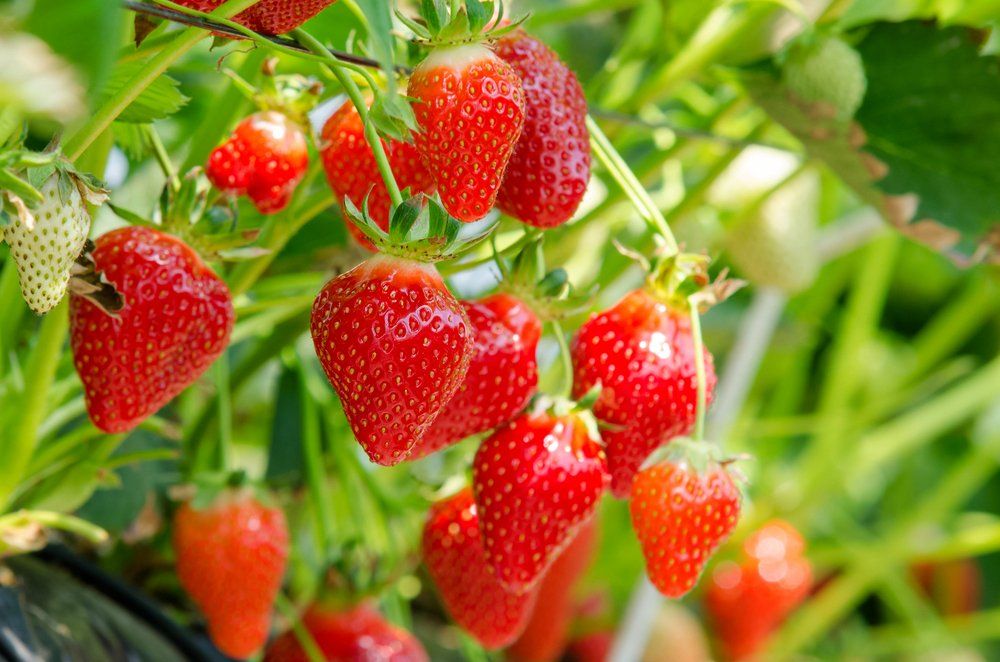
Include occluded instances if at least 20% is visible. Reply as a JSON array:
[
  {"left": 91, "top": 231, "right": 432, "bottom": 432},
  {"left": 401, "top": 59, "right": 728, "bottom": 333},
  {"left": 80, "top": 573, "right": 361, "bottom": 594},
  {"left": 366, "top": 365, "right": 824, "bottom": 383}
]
[
  {"left": 783, "top": 34, "right": 867, "bottom": 121},
  {"left": 3, "top": 172, "right": 99, "bottom": 313}
]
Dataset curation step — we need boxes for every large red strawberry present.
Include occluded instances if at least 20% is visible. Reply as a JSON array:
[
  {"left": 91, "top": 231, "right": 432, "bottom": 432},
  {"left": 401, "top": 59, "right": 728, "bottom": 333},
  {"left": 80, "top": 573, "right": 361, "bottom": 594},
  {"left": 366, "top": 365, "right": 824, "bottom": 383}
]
[
  {"left": 408, "top": 43, "right": 525, "bottom": 222},
  {"left": 320, "top": 100, "right": 435, "bottom": 251},
  {"left": 173, "top": 489, "right": 289, "bottom": 659},
  {"left": 69, "top": 227, "right": 234, "bottom": 433},
  {"left": 174, "top": 0, "right": 335, "bottom": 34},
  {"left": 473, "top": 411, "right": 607, "bottom": 594},
  {"left": 572, "top": 288, "right": 716, "bottom": 498},
  {"left": 207, "top": 111, "right": 309, "bottom": 214},
  {"left": 507, "top": 519, "right": 598, "bottom": 662},
  {"left": 494, "top": 30, "right": 590, "bottom": 228},
  {"left": 630, "top": 460, "right": 741, "bottom": 598},
  {"left": 265, "top": 602, "right": 428, "bottom": 661},
  {"left": 408, "top": 293, "right": 540, "bottom": 459},
  {"left": 422, "top": 488, "right": 539, "bottom": 649},
  {"left": 310, "top": 253, "right": 473, "bottom": 465},
  {"left": 705, "top": 520, "right": 813, "bottom": 660}
]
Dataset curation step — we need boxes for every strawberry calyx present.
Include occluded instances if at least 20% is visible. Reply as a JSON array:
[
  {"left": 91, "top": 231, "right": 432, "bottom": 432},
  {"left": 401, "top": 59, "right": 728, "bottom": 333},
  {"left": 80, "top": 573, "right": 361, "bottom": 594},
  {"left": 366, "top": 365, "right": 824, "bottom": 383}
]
[
  {"left": 1, "top": 154, "right": 108, "bottom": 231},
  {"left": 171, "top": 470, "right": 275, "bottom": 512},
  {"left": 615, "top": 242, "right": 744, "bottom": 313},
  {"left": 640, "top": 437, "right": 746, "bottom": 485},
  {"left": 496, "top": 235, "right": 591, "bottom": 321},
  {"left": 321, "top": 538, "right": 419, "bottom": 602},
  {"left": 396, "top": 0, "right": 525, "bottom": 47},
  {"left": 529, "top": 392, "right": 603, "bottom": 447},
  {"left": 224, "top": 58, "right": 322, "bottom": 130}
]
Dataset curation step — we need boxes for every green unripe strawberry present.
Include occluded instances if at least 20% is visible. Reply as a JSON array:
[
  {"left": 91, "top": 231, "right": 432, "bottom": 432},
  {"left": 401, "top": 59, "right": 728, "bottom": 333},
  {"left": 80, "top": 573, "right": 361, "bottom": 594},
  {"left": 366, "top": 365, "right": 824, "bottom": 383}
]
[{"left": 783, "top": 34, "right": 867, "bottom": 121}]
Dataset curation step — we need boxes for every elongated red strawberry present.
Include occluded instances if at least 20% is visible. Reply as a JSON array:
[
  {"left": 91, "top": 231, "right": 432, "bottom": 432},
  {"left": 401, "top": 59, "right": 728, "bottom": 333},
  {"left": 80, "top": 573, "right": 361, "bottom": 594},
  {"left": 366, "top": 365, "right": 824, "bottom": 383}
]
[
  {"left": 207, "top": 110, "right": 309, "bottom": 214},
  {"left": 320, "top": 101, "right": 435, "bottom": 251},
  {"left": 69, "top": 227, "right": 234, "bottom": 433},
  {"left": 408, "top": 43, "right": 525, "bottom": 222},
  {"left": 494, "top": 30, "right": 590, "bottom": 228},
  {"left": 265, "top": 602, "right": 428, "bottom": 662},
  {"left": 310, "top": 254, "right": 473, "bottom": 464},
  {"left": 473, "top": 412, "right": 607, "bottom": 593},
  {"left": 572, "top": 288, "right": 716, "bottom": 498},
  {"left": 173, "top": 489, "right": 289, "bottom": 659},
  {"left": 630, "top": 461, "right": 740, "bottom": 598},
  {"left": 422, "top": 488, "right": 539, "bottom": 649},
  {"left": 174, "top": 0, "right": 335, "bottom": 34},
  {"left": 705, "top": 520, "right": 812, "bottom": 660},
  {"left": 408, "top": 293, "right": 540, "bottom": 459}
]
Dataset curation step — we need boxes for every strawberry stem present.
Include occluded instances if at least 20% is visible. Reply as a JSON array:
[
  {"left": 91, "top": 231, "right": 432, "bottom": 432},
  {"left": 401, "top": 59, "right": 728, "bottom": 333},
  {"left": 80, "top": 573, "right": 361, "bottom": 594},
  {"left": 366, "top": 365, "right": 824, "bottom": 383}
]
[
  {"left": 274, "top": 592, "right": 326, "bottom": 662},
  {"left": 689, "top": 299, "right": 707, "bottom": 442},
  {"left": 550, "top": 319, "right": 574, "bottom": 399},
  {"left": 215, "top": 352, "right": 233, "bottom": 472},
  {"left": 297, "top": 357, "right": 337, "bottom": 561},
  {"left": 144, "top": 124, "right": 180, "bottom": 192}
]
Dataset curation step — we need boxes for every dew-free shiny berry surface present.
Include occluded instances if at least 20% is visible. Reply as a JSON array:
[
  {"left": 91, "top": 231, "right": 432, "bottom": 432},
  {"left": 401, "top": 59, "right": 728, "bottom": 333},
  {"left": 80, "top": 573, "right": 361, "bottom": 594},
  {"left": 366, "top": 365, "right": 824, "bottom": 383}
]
[
  {"left": 409, "top": 293, "right": 540, "bottom": 459},
  {"left": 630, "top": 462, "right": 740, "bottom": 598},
  {"left": 69, "top": 227, "right": 234, "bottom": 434},
  {"left": 408, "top": 43, "right": 526, "bottom": 222},
  {"left": 571, "top": 288, "right": 717, "bottom": 497},
  {"left": 422, "top": 488, "right": 538, "bottom": 649},
  {"left": 310, "top": 254, "right": 473, "bottom": 465},
  {"left": 473, "top": 412, "right": 608, "bottom": 594},
  {"left": 174, "top": 0, "right": 334, "bottom": 34},
  {"left": 495, "top": 30, "right": 591, "bottom": 228}
]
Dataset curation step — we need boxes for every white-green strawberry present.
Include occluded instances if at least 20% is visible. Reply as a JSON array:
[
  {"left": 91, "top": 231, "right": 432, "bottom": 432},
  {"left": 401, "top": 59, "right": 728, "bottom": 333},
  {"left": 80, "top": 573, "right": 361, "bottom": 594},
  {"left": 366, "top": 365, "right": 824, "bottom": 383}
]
[
  {"left": 3, "top": 171, "right": 105, "bottom": 314},
  {"left": 783, "top": 34, "right": 867, "bottom": 121}
]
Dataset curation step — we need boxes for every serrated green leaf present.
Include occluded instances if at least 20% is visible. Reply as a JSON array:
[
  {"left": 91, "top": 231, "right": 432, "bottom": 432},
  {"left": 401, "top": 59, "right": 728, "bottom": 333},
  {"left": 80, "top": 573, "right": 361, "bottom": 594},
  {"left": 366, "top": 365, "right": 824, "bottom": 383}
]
[
  {"left": 355, "top": 0, "right": 400, "bottom": 94},
  {"left": 99, "top": 61, "right": 189, "bottom": 124},
  {"left": 112, "top": 123, "right": 151, "bottom": 161}
]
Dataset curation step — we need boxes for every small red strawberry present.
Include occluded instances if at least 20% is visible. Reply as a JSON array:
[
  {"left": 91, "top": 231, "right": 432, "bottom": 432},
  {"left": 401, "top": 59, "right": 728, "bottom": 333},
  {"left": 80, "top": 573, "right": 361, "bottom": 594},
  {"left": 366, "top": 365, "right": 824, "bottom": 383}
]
[
  {"left": 207, "top": 110, "right": 309, "bottom": 214},
  {"left": 174, "top": 0, "right": 335, "bottom": 35},
  {"left": 572, "top": 287, "right": 716, "bottom": 498},
  {"left": 705, "top": 520, "right": 813, "bottom": 660},
  {"left": 69, "top": 227, "right": 234, "bottom": 434},
  {"left": 494, "top": 30, "right": 590, "bottom": 228},
  {"left": 265, "top": 602, "right": 428, "bottom": 662},
  {"left": 473, "top": 411, "right": 608, "bottom": 594},
  {"left": 408, "top": 43, "right": 526, "bottom": 222},
  {"left": 173, "top": 489, "right": 289, "bottom": 659},
  {"left": 320, "top": 100, "right": 435, "bottom": 251},
  {"left": 630, "top": 460, "right": 741, "bottom": 598},
  {"left": 566, "top": 631, "right": 612, "bottom": 662},
  {"left": 310, "top": 253, "right": 473, "bottom": 465},
  {"left": 422, "top": 488, "right": 539, "bottom": 649},
  {"left": 408, "top": 293, "right": 540, "bottom": 459}
]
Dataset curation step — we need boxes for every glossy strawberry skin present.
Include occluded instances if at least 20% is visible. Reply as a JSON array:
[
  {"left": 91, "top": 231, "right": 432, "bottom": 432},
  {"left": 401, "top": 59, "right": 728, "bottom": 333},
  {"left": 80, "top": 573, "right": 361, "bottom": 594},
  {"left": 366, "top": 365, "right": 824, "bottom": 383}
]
[
  {"left": 630, "top": 462, "right": 740, "bottom": 598},
  {"left": 494, "top": 30, "right": 591, "bottom": 228},
  {"left": 173, "top": 490, "right": 289, "bottom": 659},
  {"left": 507, "top": 519, "right": 598, "bottom": 662},
  {"left": 310, "top": 254, "right": 473, "bottom": 465},
  {"left": 174, "top": 0, "right": 334, "bottom": 34},
  {"left": 422, "top": 488, "right": 539, "bottom": 649},
  {"left": 473, "top": 412, "right": 608, "bottom": 594},
  {"left": 571, "top": 288, "right": 716, "bottom": 498},
  {"left": 69, "top": 227, "right": 234, "bottom": 434},
  {"left": 408, "top": 293, "right": 541, "bottom": 459},
  {"left": 265, "top": 603, "right": 428, "bottom": 662},
  {"left": 320, "top": 101, "right": 435, "bottom": 251},
  {"left": 705, "top": 520, "right": 812, "bottom": 660},
  {"left": 207, "top": 111, "right": 309, "bottom": 215},
  {"left": 408, "top": 43, "right": 526, "bottom": 222}
]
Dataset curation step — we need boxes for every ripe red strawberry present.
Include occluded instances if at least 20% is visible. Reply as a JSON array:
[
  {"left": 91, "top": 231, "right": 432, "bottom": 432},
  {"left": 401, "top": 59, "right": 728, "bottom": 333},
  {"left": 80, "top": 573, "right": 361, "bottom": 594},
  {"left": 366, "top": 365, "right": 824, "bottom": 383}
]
[
  {"left": 705, "top": 520, "right": 812, "bottom": 660},
  {"left": 422, "top": 488, "right": 539, "bottom": 649},
  {"left": 572, "top": 288, "right": 716, "bottom": 498},
  {"left": 206, "top": 110, "right": 309, "bottom": 214},
  {"left": 265, "top": 603, "right": 428, "bottom": 661},
  {"left": 494, "top": 30, "right": 590, "bottom": 228},
  {"left": 507, "top": 519, "right": 598, "bottom": 662},
  {"left": 408, "top": 293, "right": 540, "bottom": 459},
  {"left": 320, "top": 101, "right": 435, "bottom": 251},
  {"left": 173, "top": 489, "right": 289, "bottom": 659},
  {"left": 174, "top": 0, "right": 335, "bottom": 34},
  {"left": 630, "top": 461, "right": 741, "bottom": 598},
  {"left": 408, "top": 43, "right": 526, "bottom": 222},
  {"left": 69, "top": 227, "right": 234, "bottom": 433},
  {"left": 473, "top": 412, "right": 608, "bottom": 593},
  {"left": 310, "top": 254, "right": 473, "bottom": 465}
]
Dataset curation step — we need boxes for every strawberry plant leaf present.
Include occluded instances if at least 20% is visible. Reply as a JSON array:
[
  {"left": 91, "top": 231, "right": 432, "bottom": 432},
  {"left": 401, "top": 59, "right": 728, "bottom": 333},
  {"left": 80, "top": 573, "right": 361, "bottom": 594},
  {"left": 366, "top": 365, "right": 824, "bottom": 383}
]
[{"left": 99, "top": 61, "right": 189, "bottom": 124}]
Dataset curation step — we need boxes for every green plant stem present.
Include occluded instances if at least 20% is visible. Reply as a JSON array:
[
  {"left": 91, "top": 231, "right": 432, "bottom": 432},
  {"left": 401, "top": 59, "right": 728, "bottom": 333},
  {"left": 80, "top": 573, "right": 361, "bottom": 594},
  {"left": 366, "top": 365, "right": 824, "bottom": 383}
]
[
  {"left": 215, "top": 352, "right": 233, "bottom": 472},
  {"left": 0, "top": 509, "right": 109, "bottom": 548},
  {"left": 689, "top": 301, "right": 707, "bottom": 442},
  {"left": 0, "top": 262, "right": 27, "bottom": 378},
  {"left": 550, "top": 320, "right": 574, "bottom": 399},
  {"left": 144, "top": 124, "right": 180, "bottom": 191},
  {"left": 297, "top": 359, "right": 337, "bottom": 560},
  {"left": 274, "top": 593, "right": 325, "bottom": 662}
]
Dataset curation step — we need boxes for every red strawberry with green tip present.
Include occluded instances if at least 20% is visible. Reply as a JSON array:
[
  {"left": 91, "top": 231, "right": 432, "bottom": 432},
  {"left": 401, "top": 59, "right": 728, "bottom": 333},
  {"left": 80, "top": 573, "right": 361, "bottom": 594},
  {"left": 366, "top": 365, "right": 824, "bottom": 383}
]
[
  {"left": 69, "top": 226, "right": 234, "bottom": 434},
  {"left": 473, "top": 411, "right": 608, "bottom": 594},
  {"left": 495, "top": 29, "right": 591, "bottom": 228},
  {"left": 408, "top": 42, "right": 526, "bottom": 222},
  {"left": 630, "top": 459, "right": 741, "bottom": 598},
  {"left": 310, "top": 253, "right": 474, "bottom": 465},
  {"left": 173, "top": 488, "right": 289, "bottom": 659},
  {"left": 174, "top": 0, "right": 335, "bottom": 35},
  {"left": 408, "top": 292, "right": 540, "bottom": 459},
  {"left": 422, "top": 488, "right": 539, "bottom": 649}
]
